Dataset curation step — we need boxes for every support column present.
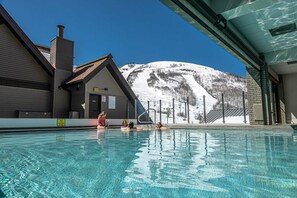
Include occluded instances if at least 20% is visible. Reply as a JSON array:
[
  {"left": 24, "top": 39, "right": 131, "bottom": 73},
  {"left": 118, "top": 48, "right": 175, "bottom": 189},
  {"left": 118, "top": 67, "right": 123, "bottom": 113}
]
[
  {"left": 222, "top": 93, "right": 225, "bottom": 124},
  {"left": 147, "top": 101, "right": 150, "bottom": 122},
  {"left": 159, "top": 100, "right": 162, "bottom": 123},
  {"left": 172, "top": 98, "right": 175, "bottom": 124},
  {"left": 187, "top": 97, "right": 190, "bottom": 124},
  {"left": 203, "top": 95, "right": 206, "bottom": 123},
  {"left": 260, "top": 63, "right": 272, "bottom": 125},
  {"left": 242, "top": 91, "right": 247, "bottom": 124},
  {"left": 134, "top": 99, "right": 137, "bottom": 119}
]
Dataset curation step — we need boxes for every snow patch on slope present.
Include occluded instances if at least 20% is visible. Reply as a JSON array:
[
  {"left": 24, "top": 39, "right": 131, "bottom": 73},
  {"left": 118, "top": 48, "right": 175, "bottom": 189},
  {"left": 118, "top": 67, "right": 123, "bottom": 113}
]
[{"left": 120, "top": 61, "right": 247, "bottom": 124}]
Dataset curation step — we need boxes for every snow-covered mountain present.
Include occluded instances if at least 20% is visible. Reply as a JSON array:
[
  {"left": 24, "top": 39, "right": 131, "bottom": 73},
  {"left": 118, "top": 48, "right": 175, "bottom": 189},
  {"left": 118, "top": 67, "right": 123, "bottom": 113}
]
[{"left": 120, "top": 61, "right": 247, "bottom": 124}]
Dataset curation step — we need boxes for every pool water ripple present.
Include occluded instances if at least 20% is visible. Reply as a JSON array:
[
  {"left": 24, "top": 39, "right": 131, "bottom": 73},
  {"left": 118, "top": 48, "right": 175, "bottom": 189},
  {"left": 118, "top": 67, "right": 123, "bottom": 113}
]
[{"left": 0, "top": 129, "right": 297, "bottom": 197}]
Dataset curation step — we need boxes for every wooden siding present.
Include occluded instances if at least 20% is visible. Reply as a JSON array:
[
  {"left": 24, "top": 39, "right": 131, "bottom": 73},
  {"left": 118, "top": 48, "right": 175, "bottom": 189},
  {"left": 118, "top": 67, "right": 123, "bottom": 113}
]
[
  {"left": 0, "top": 23, "right": 51, "bottom": 83},
  {"left": 0, "top": 77, "right": 50, "bottom": 90},
  {"left": 85, "top": 68, "right": 128, "bottom": 119},
  {"left": 0, "top": 85, "right": 51, "bottom": 118}
]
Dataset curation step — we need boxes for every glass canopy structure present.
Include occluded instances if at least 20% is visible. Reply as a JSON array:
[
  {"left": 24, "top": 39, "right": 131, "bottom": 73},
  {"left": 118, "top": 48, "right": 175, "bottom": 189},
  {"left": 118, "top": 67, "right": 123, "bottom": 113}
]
[{"left": 161, "top": 0, "right": 297, "bottom": 125}]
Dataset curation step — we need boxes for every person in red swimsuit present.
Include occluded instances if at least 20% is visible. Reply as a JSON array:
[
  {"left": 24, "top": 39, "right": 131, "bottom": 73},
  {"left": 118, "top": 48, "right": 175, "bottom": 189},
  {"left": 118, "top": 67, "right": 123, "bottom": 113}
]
[{"left": 97, "top": 111, "right": 107, "bottom": 128}]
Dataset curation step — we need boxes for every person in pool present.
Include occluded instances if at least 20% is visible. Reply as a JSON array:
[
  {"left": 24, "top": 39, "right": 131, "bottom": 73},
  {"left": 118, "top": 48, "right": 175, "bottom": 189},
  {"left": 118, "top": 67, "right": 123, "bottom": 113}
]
[
  {"left": 122, "top": 119, "right": 129, "bottom": 127},
  {"left": 97, "top": 111, "right": 107, "bottom": 129},
  {"left": 155, "top": 122, "right": 168, "bottom": 130},
  {"left": 121, "top": 122, "right": 143, "bottom": 131}
]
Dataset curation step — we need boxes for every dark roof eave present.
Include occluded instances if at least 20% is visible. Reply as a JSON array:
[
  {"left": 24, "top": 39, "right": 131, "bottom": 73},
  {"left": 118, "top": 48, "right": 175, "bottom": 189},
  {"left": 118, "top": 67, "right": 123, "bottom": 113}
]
[
  {"left": 0, "top": 4, "right": 54, "bottom": 76},
  {"left": 35, "top": 44, "right": 50, "bottom": 52},
  {"left": 63, "top": 57, "right": 110, "bottom": 86},
  {"left": 76, "top": 54, "right": 113, "bottom": 69},
  {"left": 63, "top": 54, "right": 138, "bottom": 102},
  {"left": 83, "top": 59, "right": 109, "bottom": 84},
  {"left": 106, "top": 60, "right": 138, "bottom": 101},
  {"left": 63, "top": 80, "right": 84, "bottom": 88}
]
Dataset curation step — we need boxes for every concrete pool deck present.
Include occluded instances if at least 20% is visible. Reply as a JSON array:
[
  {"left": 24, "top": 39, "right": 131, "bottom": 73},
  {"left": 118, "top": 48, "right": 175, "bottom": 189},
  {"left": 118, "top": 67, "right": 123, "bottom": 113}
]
[
  {"left": 139, "top": 123, "right": 294, "bottom": 131},
  {"left": 0, "top": 118, "right": 294, "bottom": 132},
  {"left": 167, "top": 124, "right": 293, "bottom": 130}
]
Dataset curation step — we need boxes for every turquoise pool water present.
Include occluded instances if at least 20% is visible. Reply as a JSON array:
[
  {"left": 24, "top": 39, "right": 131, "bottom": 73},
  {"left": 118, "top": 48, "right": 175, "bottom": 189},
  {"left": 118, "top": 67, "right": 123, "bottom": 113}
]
[{"left": 0, "top": 129, "right": 297, "bottom": 197}]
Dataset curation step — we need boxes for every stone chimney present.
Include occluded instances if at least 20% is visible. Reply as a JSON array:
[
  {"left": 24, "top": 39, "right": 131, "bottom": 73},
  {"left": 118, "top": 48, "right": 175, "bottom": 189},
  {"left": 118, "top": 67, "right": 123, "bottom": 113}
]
[
  {"left": 50, "top": 25, "right": 74, "bottom": 118},
  {"left": 50, "top": 25, "right": 73, "bottom": 72},
  {"left": 57, "top": 25, "right": 65, "bottom": 38}
]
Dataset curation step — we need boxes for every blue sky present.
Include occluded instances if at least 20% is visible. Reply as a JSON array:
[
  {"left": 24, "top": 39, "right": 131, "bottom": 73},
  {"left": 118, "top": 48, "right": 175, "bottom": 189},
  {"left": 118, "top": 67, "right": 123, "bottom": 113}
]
[{"left": 1, "top": 0, "right": 246, "bottom": 77}]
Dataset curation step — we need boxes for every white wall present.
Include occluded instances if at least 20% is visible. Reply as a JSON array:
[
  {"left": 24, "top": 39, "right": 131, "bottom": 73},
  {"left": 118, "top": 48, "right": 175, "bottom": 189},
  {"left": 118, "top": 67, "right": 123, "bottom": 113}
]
[
  {"left": 283, "top": 73, "right": 297, "bottom": 123},
  {"left": 0, "top": 118, "right": 137, "bottom": 129}
]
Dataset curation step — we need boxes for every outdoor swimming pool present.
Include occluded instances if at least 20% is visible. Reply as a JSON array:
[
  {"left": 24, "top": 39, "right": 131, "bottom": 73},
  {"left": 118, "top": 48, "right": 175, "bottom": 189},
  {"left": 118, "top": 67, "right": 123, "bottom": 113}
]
[{"left": 0, "top": 128, "right": 296, "bottom": 197}]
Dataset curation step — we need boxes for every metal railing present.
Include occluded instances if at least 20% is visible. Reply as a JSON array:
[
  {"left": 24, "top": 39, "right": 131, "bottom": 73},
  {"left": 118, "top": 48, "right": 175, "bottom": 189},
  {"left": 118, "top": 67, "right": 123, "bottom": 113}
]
[
  {"left": 136, "top": 91, "right": 248, "bottom": 124},
  {"left": 137, "top": 108, "right": 156, "bottom": 124}
]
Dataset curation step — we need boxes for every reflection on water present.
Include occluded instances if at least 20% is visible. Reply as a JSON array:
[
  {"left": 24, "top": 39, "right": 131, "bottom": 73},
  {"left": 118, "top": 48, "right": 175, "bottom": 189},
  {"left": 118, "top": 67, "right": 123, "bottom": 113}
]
[
  {"left": 124, "top": 130, "right": 225, "bottom": 192},
  {"left": 122, "top": 129, "right": 297, "bottom": 197},
  {"left": 0, "top": 129, "right": 296, "bottom": 197}
]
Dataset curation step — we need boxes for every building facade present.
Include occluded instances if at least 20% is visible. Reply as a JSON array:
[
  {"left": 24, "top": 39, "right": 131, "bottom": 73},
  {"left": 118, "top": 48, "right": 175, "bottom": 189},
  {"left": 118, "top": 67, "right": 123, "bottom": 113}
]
[{"left": 0, "top": 5, "right": 139, "bottom": 120}]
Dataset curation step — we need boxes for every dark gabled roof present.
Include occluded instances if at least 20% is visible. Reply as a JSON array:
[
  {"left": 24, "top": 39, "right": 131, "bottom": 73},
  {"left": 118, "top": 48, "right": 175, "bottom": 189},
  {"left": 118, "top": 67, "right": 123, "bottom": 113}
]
[
  {"left": 64, "top": 54, "right": 138, "bottom": 101},
  {"left": 0, "top": 4, "right": 54, "bottom": 76},
  {"left": 35, "top": 44, "right": 50, "bottom": 53},
  {"left": 64, "top": 54, "right": 111, "bottom": 86},
  {"left": 105, "top": 58, "right": 138, "bottom": 101}
]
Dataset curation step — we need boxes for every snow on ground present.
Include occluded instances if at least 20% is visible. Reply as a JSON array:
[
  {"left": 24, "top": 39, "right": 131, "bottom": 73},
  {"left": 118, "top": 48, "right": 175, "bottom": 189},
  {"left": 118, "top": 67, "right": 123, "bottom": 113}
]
[
  {"left": 132, "top": 67, "right": 172, "bottom": 102},
  {"left": 183, "top": 74, "right": 216, "bottom": 113},
  {"left": 144, "top": 112, "right": 249, "bottom": 125},
  {"left": 121, "top": 64, "right": 143, "bottom": 79},
  {"left": 212, "top": 116, "right": 250, "bottom": 124}
]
